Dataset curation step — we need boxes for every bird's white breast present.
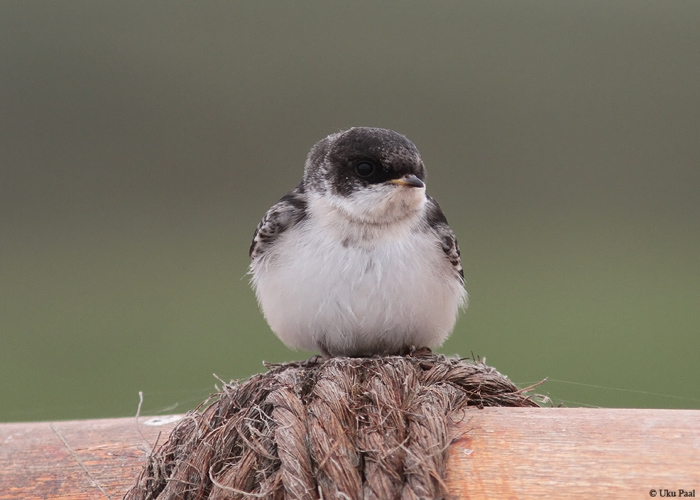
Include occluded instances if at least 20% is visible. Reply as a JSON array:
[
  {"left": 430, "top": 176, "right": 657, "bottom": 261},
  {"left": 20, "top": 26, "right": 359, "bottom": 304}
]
[{"left": 250, "top": 193, "right": 465, "bottom": 356}]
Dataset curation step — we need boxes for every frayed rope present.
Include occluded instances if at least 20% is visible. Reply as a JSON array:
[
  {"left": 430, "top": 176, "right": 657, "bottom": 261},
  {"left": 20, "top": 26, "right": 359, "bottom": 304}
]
[{"left": 125, "top": 350, "right": 541, "bottom": 500}]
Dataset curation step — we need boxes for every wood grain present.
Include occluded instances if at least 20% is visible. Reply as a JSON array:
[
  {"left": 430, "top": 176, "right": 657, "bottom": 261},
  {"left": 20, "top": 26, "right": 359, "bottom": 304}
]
[
  {"left": 1, "top": 409, "right": 698, "bottom": 499},
  {"left": 0, "top": 415, "right": 182, "bottom": 500},
  {"left": 445, "top": 408, "right": 700, "bottom": 500}
]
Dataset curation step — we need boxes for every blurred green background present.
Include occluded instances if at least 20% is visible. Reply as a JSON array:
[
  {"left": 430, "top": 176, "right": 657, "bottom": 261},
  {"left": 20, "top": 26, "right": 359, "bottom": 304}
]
[{"left": 1, "top": 2, "right": 699, "bottom": 422}]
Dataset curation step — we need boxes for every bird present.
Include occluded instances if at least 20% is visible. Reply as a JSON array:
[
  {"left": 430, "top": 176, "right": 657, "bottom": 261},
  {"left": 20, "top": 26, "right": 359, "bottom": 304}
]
[{"left": 249, "top": 127, "right": 467, "bottom": 357}]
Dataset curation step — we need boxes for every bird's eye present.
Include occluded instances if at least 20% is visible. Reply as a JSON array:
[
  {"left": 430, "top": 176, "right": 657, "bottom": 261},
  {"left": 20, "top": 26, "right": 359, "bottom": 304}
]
[{"left": 355, "top": 161, "right": 375, "bottom": 177}]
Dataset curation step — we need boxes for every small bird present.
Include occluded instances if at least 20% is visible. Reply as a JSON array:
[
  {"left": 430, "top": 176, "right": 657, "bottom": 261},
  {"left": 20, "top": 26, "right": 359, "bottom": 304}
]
[{"left": 249, "top": 127, "right": 467, "bottom": 357}]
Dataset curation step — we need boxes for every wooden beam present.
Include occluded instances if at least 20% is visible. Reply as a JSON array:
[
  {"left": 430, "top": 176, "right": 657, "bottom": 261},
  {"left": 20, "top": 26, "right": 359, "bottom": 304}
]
[
  {"left": 1, "top": 409, "right": 698, "bottom": 499},
  {"left": 0, "top": 415, "right": 180, "bottom": 500},
  {"left": 445, "top": 408, "right": 700, "bottom": 499}
]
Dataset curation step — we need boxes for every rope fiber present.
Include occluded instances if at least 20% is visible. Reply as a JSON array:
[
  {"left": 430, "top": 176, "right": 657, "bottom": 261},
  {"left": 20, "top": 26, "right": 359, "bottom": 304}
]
[{"left": 125, "top": 350, "right": 540, "bottom": 500}]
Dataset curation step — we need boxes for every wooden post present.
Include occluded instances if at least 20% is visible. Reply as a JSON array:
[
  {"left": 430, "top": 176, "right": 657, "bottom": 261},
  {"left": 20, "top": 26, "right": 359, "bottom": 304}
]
[
  {"left": 445, "top": 408, "right": 700, "bottom": 499},
  {"left": 1, "top": 409, "right": 698, "bottom": 499}
]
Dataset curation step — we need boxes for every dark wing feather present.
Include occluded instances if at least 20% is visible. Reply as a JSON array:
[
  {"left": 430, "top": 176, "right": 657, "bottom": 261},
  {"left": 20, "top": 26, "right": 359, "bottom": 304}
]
[
  {"left": 249, "top": 185, "right": 308, "bottom": 261},
  {"left": 425, "top": 196, "right": 464, "bottom": 284}
]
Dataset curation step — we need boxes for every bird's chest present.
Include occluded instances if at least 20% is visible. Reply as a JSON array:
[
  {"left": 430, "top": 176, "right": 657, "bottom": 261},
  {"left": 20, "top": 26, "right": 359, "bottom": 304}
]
[{"left": 270, "top": 218, "right": 443, "bottom": 303}]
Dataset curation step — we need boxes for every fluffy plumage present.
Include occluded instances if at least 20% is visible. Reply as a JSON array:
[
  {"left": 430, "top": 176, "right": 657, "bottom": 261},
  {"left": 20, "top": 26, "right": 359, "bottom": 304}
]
[{"left": 249, "top": 127, "right": 466, "bottom": 356}]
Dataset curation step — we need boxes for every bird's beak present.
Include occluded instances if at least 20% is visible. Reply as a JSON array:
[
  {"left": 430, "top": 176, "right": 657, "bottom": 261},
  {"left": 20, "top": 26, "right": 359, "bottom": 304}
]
[{"left": 388, "top": 175, "right": 425, "bottom": 188}]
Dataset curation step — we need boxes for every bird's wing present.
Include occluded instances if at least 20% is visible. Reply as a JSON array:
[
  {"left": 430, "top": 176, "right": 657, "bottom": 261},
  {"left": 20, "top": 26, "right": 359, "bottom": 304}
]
[
  {"left": 426, "top": 196, "right": 464, "bottom": 284},
  {"left": 249, "top": 185, "right": 308, "bottom": 261}
]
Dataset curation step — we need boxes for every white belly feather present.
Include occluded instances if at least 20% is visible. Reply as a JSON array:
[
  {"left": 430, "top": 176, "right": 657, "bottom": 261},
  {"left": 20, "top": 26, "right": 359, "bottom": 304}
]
[{"left": 250, "top": 194, "right": 465, "bottom": 356}]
